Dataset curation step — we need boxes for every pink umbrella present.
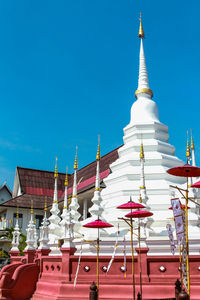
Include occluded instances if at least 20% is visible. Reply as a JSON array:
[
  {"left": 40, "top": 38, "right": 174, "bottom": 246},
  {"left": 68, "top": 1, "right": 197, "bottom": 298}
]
[
  {"left": 117, "top": 201, "right": 145, "bottom": 209},
  {"left": 191, "top": 181, "right": 200, "bottom": 188},
  {"left": 125, "top": 210, "right": 153, "bottom": 218},
  {"left": 83, "top": 218, "right": 113, "bottom": 299},
  {"left": 116, "top": 197, "right": 146, "bottom": 300}
]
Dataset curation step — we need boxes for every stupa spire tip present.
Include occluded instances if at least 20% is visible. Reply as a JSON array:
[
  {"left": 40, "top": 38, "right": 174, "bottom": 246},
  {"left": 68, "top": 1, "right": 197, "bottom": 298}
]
[{"left": 139, "top": 12, "right": 145, "bottom": 38}]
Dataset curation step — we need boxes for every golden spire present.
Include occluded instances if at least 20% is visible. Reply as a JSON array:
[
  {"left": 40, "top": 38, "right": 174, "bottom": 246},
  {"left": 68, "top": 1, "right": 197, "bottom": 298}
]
[
  {"left": 74, "top": 146, "right": 78, "bottom": 170},
  {"left": 96, "top": 135, "right": 101, "bottom": 160},
  {"left": 186, "top": 131, "right": 191, "bottom": 159},
  {"left": 65, "top": 166, "right": 68, "bottom": 186},
  {"left": 54, "top": 157, "right": 58, "bottom": 178},
  {"left": 140, "top": 142, "right": 144, "bottom": 159},
  {"left": 16, "top": 207, "right": 19, "bottom": 219},
  {"left": 139, "top": 13, "right": 145, "bottom": 38},
  {"left": 191, "top": 129, "right": 195, "bottom": 150},
  {"left": 44, "top": 196, "right": 47, "bottom": 212},
  {"left": 31, "top": 199, "right": 33, "bottom": 214}
]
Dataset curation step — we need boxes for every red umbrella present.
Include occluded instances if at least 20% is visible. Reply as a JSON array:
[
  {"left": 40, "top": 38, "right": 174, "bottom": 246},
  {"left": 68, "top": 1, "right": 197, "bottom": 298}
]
[
  {"left": 167, "top": 164, "right": 200, "bottom": 178},
  {"left": 117, "top": 201, "right": 145, "bottom": 209},
  {"left": 125, "top": 210, "right": 153, "bottom": 218},
  {"left": 83, "top": 218, "right": 113, "bottom": 296},
  {"left": 169, "top": 204, "right": 190, "bottom": 210},
  {"left": 83, "top": 219, "right": 113, "bottom": 229},
  {"left": 191, "top": 180, "right": 200, "bottom": 188}
]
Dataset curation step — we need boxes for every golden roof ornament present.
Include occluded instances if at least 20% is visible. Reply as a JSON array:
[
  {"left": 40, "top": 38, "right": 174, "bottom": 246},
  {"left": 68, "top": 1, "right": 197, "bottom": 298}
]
[
  {"left": 16, "top": 207, "right": 19, "bottom": 219},
  {"left": 54, "top": 157, "right": 58, "bottom": 178},
  {"left": 44, "top": 196, "right": 47, "bottom": 212},
  {"left": 74, "top": 147, "right": 78, "bottom": 170},
  {"left": 139, "top": 193, "right": 142, "bottom": 204},
  {"left": 31, "top": 199, "right": 33, "bottom": 215},
  {"left": 140, "top": 142, "right": 145, "bottom": 159},
  {"left": 191, "top": 129, "right": 195, "bottom": 150},
  {"left": 96, "top": 135, "right": 101, "bottom": 160},
  {"left": 186, "top": 131, "right": 191, "bottom": 159},
  {"left": 139, "top": 13, "right": 145, "bottom": 38},
  {"left": 64, "top": 167, "right": 68, "bottom": 186}
]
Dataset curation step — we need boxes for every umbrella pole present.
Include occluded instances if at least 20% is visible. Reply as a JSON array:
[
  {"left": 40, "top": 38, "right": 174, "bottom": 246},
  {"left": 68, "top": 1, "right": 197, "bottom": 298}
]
[
  {"left": 138, "top": 219, "right": 142, "bottom": 299},
  {"left": 185, "top": 177, "right": 190, "bottom": 296},
  {"left": 179, "top": 243, "right": 183, "bottom": 289},
  {"left": 130, "top": 217, "right": 135, "bottom": 300},
  {"left": 97, "top": 228, "right": 99, "bottom": 300}
]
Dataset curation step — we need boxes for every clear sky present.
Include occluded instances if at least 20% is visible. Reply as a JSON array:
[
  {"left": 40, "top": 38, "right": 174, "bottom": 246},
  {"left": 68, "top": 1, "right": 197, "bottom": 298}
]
[{"left": 0, "top": 0, "right": 199, "bottom": 189}]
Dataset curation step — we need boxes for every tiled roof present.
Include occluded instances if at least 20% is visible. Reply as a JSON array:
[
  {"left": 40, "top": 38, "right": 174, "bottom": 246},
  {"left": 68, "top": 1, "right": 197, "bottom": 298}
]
[
  {"left": 1, "top": 194, "right": 52, "bottom": 210},
  {"left": 1, "top": 147, "right": 120, "bottom": 209}
]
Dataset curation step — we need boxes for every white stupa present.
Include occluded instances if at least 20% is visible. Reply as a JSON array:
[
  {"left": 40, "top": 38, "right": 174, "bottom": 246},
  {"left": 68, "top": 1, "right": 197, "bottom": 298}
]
[{"left": 97, "top": 16, "right": 200, "bottom": 255}]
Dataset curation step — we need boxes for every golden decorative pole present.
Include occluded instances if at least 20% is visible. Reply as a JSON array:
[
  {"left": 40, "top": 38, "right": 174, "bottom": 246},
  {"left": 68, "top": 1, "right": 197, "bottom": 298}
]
[
  {"left": 130, "top": 212, "right": 136, "bottom": 300},
  {"left": 186, "top": 133, "right": 190, "bottom": 295}
]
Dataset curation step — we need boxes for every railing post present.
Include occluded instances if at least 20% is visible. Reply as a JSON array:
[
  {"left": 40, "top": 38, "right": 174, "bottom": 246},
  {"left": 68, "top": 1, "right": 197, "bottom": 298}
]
[
  {"left": 175, "top": 279, "right": 181, "bottom": 299},
  {"left": 89, "top": 282, "right": 98, "bottom": 300}
]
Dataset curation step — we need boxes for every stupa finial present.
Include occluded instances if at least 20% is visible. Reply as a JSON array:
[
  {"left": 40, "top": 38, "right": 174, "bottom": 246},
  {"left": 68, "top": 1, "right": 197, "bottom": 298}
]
[
  {"left": 65, "top": 167, "right": 68, "bottom": 186},
  {"left": 74, "top": 147, "right": 78, "bottom": 170},
  {"left": 96, "top": 135, "right": 101, "bottom": 160},
  {"left": 135, "top": 14, "right": 153, "bottom": 99},
  {"left": 54, "top": 157, "right": 58, "bottom": 178},
  {"left": 186, "top": 131, "right": 191, "bottom": 160},
  {"left": 44, "top": 196, "right": 47, "bottom": 212},
  {"left": 191, "top": 129, "right": 195, "bottom": 150},
  {"left": 139, "top": 12, "right": 145, "bottom": 38},
  {"left": 140, "top": 141, "right": 145, "bottom": 160},
  {"left": 31, "top": 199, "right": 33, "bottom": 215}
]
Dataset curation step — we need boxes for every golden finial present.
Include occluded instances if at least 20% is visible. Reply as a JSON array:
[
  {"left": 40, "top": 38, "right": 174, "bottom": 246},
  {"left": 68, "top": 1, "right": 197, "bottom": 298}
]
[
  {"left": 96, "top": 135, "right": 101, "bottom": 160},
  {"left": 186, "top": 131, "right": 191, "bottom": 159},
  {"left": 139, "top": 12, "right": 145, "bottom": 38},
  {"left": 139, "top": 193, "right": 142, "bottom": 204},
  {"left": 34, "top": 215, "right": 36, "bottom": 225},
  {"left": 44, "top": 196, "right": 47, "bottom": 212},
  {"left": 54, "top": 157, "right": 58, "bottom": 178},
  {"left": 16, "top": 207, "right": 19, "bottom": 219},
  {"left": 74, "top": 146, "right": 78, "bottom": 170},
  {"left": 191, "top": 129, "right": 195, "bottom": 150},
  {"left": 31, "top": 199, "right": 33, "bottom": 214},
  {"left": 140, "top": 142, "right": 144, "bottom": 159},
  {"left": 65, "top": 166, "right": 68, "bottom": 186}
]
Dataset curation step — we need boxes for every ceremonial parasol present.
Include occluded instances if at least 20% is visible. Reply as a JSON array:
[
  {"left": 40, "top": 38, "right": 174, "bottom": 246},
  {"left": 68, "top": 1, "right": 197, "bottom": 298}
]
[
  {"left": 169, "top": 205, "right": 190, "bottom": 210},
  {"left": 117, "top": 197, "right": 146, "bottom": 300},
  {"left": 167, "top": 164, "right": 200, "bottom": 177},
  {"left": 191, "top": 181, "right": 200, "bottom": 188},
  {"left": 125, "top": 210, "right": 153, "bottom": 218},
  {"left": 83, "top": 218, "right": 113, "bottom": 299}
]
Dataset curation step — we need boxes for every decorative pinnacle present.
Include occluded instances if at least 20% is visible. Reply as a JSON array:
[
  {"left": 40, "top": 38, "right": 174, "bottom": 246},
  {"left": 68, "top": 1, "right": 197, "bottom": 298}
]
[
  {"left": 31, "top": 199, "right": 33, "bottom": 215},
  {"left": 139, "top": 13, "right": 145, "bottom": 38},
  {"left": 140, "top": 142, "right": 144, "bottom": 159},
  {"left": 65, "top": 166, "right": 68, "bottom": 186},
  {"left": 54, "top": 157, "right": 58, "bottom": 178},
  {"left": 139, "top": 193, "right": 142, "bottom": 204},
  {"left": 44, "top": 196, "right": 47, "bottom": 211},
  {"left": 191, "top": 129, "right": 195, "bottom": 150},
  {"left": 96, "top": 135, "right": 101, "bottom": 160},
  {"left": 74, "top": 147, "right": 78, "bottom": 170},
  {"left": 16, "top": 207, "right": 19, "bottom": 219},
  {"left": 186, "top": 131, "right": 191, "bottom": 158}
]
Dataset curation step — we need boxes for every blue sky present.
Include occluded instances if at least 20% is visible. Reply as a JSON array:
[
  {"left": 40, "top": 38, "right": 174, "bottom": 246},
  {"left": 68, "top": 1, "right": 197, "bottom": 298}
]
[{"left": 0, "top": 0, "right": 199, "bottom": 189}]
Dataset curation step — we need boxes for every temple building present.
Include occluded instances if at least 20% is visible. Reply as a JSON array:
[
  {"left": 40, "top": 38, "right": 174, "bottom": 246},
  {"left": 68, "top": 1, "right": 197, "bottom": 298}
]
[{"left": 0, "top": 15, "right": 199, "bottom": 255}]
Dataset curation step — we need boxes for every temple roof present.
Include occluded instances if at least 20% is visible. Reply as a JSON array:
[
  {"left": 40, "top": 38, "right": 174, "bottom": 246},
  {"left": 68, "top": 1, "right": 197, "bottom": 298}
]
[{"left": 0, "top": 147, "right": 119, "bottom": 210}]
